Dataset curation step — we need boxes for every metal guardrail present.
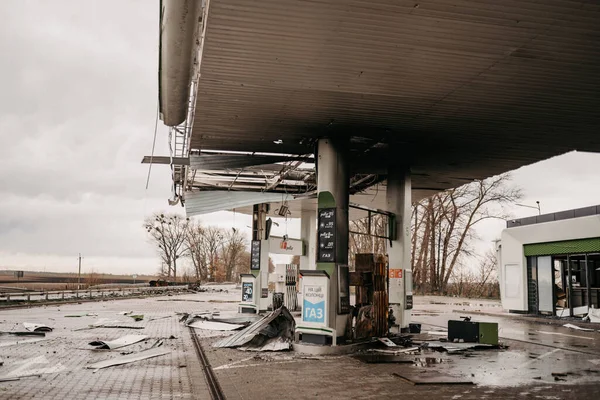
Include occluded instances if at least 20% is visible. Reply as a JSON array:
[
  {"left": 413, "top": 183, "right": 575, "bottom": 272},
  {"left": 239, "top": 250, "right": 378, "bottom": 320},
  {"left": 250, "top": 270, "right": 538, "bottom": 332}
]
[{"left": 0, "top": 285, "right": 189, "bottom": 303}]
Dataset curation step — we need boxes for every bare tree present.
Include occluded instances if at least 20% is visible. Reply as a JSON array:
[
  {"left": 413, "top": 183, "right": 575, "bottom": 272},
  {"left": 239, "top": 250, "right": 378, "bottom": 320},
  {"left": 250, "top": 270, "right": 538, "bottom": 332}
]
[
  {"left": 185, "top": 223, "right": 224, "bottom": 282},
  {"left": 219, "top": 228, "right": 248, "bottom": 282},
  {"left": 412, "top": 174, "right": 521, "bottom": 294},
  {"left": 448, "top": 248, "right": 499, "bottom": 298},
  {"left": 349, "top": 214, "right": 387, "bottom": 269},
  {"left": 144, "top": 213, "right": 189, "bottom": 281}
]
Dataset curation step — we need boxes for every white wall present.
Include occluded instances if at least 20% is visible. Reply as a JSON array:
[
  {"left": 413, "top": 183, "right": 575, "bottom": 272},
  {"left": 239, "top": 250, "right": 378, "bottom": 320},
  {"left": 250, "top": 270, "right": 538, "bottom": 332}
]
[{"left": 500, "top": 215, "right": 600, "bottom": 311}]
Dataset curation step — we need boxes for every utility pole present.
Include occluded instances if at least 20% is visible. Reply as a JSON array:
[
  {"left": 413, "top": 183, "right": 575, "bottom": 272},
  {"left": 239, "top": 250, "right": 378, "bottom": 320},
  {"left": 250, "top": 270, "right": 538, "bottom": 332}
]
[{"left": 78, "top": 253, "right": 82, "bottom": 290}]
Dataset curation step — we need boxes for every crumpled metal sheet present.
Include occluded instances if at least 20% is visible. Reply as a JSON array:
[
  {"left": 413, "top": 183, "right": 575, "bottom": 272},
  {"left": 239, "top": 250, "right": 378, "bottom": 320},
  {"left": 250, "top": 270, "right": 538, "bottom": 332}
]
[
  {"left": 89, "top": 335, "right": 148, "bottom": 350},
  {"left": 238, "top": 337, "right": 291, "bottom": 352},
  {"left": 86, "top": 347, "right": 170, "bottom": 371},
  {"left": 422, "top": 341, "right": 495, "bottom": 353},
  {"left": 213, "top": 307, "right": 295, "bottom": 351},
  {"left": 187, "top": 320, "right": 244, "bottom": 331}
]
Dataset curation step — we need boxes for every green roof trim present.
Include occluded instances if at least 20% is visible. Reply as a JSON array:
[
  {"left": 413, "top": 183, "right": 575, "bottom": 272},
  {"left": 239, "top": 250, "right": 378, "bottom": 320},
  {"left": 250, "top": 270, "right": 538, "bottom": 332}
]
[{"left": 524, "top": 237, "right": 600, "bottom": 256}]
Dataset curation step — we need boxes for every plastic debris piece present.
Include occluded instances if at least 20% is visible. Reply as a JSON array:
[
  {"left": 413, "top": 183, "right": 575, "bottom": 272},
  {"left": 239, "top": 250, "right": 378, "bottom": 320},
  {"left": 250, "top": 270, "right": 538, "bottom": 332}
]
[
  {"left": 23, "top": 323, "right": 53, "bottom": 332},
  {"left": 563, "top": 323, "right": 594, "bottom": 332}
]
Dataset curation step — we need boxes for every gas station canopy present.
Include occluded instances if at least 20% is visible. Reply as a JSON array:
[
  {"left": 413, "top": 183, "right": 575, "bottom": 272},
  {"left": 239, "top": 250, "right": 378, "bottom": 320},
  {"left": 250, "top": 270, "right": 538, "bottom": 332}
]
[{"left": 157, "top": 0, "right": 600, "bottom": 215}]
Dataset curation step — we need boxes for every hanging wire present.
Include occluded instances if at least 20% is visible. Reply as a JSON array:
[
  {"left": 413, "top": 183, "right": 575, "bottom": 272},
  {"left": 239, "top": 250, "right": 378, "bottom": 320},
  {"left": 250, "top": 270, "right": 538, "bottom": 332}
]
[{"left": 145, "top": 101, "right": 160, "bottom": 190}]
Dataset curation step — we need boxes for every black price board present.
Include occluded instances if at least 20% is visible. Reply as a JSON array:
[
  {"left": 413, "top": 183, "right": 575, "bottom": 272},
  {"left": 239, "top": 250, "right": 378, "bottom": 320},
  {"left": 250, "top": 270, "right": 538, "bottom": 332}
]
[
  {"left": 405, "top": 295, "right": 413, "bottom": 310},
  {"left": 261, "top": 288, "right": 268, "bottom": 298},
  {"left": 242, "top": 282, "right": 254, "bottom": 302},
  {"left": 250, "top": 240, "right": 261, "bottom": 270},
  {"left": 317, "top": 208, "right": 336, "bottom": 262}
]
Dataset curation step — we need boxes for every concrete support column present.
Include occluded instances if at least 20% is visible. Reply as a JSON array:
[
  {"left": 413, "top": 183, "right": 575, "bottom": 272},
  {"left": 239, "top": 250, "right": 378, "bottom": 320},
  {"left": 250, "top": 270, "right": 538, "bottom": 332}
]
[
  {"left": 386, "top": 166, "right": 412, "bottom": 330},
  {"left": 300, "top": 210, "right": 316, "bottom": 270},
  {"left": 317, "top": 137, "right": 350, "bottom": 339}
]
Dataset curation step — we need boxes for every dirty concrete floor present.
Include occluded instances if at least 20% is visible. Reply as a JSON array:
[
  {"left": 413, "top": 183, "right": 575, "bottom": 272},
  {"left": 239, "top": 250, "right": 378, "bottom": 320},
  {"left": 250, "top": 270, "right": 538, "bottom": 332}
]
[{"left": 1, "top": 288, "right": 599, "bottom": 399}]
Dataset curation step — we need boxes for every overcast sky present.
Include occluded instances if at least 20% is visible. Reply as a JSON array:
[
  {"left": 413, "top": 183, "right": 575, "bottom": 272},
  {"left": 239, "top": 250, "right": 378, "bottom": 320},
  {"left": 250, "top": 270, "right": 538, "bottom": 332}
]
[{"left": 1, "top": 1, "right": 600, "bottom": 276}]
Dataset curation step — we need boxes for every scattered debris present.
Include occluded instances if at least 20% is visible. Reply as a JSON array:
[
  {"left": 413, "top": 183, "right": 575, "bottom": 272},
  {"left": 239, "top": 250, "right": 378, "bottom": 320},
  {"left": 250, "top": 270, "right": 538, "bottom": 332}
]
[
  {"left": 583, "top": 307, "right": 600, "bottom": 323},
  {"left": 187, "top": 320, "right": 244, "bottom": 331},
  {"left": 23, "top": 323, "right": 53, "bottom": 332},
  {"left": 156, "top": 299, "right": 205, "bottom": 302},
  {"left": 378, "top": 337, "right": 397, "bottom": 347},
  {"left": 563, "top": 323, "right": 594, "bottom": 332},
  {"left": 129, "top": 315, "right": 144, "bottom": 322},
  {"left": 0, "top": 338, "right": 48, "bottom": 347},
  {"left": 0, "top": 355, "right": 65, "bottom": 380},
  {"left": 89, "top": 335, "right": 148, "bottom": 350},
  {"left": 392, "top": 372, "right": 474, "bottom": 385},
  {"left": 117, "top": 311, "right": 133, "bottom": 315},
  {"left": 388, "top": 335, "right": 414, "bottom": 347},
  {"left": 213, "top": 306, "right": 295, "bottom": 351},
  {"left": 421, "top": 341, "right": 497, "bottom": 353},
  {"left": 212, "top": 316, "right": 262, "bottom": 326},
  {"left": 86, "top": 347, "right": 170, "bottom": 371},
  {"left": 427, "top": 331, "right": 449, "bottom": 336},
  {"left": 370, "top": 346, "right": 421, "bottom": 355},
  {"left": 354, "top": 354, "right": 414, "bottom": 364},
  {"left": 148, "top": 316, "right": 171, "bottom": 322},
  {"left": 0, "top": 332, "right": 45, "bottom": 337},
  {"left": 65, "top": 313, "right": 98, "bottom": 317}
]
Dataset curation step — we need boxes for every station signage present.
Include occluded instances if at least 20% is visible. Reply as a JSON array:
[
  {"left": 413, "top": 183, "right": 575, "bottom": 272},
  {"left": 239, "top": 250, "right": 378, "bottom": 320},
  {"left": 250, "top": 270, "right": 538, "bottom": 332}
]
[
  {"left": 242, "top": 282, "right": 253, "bottom": 302},
  {"left": 317, "top": 208, "right": 336, "bottom": 262},
  {"left": 303, "top": 284, "right": 326, "bottom": 323},
  {"left": 250, "top": 240, "right": 261, "bottom": 270},
  {"left": 268, "top": 236, "right": 304, "bottom": 256}
]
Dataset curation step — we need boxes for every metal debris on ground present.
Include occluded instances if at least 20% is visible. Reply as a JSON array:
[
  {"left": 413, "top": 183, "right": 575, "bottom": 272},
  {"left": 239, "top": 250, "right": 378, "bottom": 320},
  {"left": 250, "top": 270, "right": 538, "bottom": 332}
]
[
  {"left": 392, "top": 372, "right": 474, "bottom": 385},
  {"left": 213, "top": 306, "right": 295, "bottom": 351},
  {"left": 421, "top": 341, "right": 498, "bottom": 353},
  {"left": 88, "top": 335, "right": 148, "bottom": 350},
  {"left": 0, "top": 355, "right": 66, "bottom": 380},
  {"left": 354, "top": 354, "right": 414, "bottom": 364},
  {"left": 0, "top": 338, "right": 48, "bottom": 347},
  {"left": 563, "top": 323, "right": 595, "bottom": 332},
  {"left": 129, "top": 314, "right": 144, "bottom": 321},
  {"left": 117, "top": 311, "right": 133, "bottom": 315},
  {"left": 426, "top": 331, "right": 448, "bottom": 336},
  {"left": 65, "top": 313, "right": 98, "bottom": 317},
  {"left": 377, "top": 337, "right": 397, "bottom": 347},
  {"left": 370, "top": 346, "right": 421, "bottom": 355},
  {"left": 0, "top": 331, "right": 45, "bottom": 337},
  {"left": 23, "top": 322, "right": 53, "bottom": 332},
  {"left": 86, "top": 347, "right": 170, "bottom": 371},
  {"left": 187, "top": 319, "right": 244, "bottom": 331},
  {"left": 148, "top": 316, "right": 171, "bottom": 321}
]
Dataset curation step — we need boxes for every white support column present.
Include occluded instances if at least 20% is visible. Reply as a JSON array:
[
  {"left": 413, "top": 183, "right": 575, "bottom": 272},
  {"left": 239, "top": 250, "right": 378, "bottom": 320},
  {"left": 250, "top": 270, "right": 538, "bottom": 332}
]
[
  {"left": 300, "top": 210, "right": 316, "bottom": 270},
  {"left": 252, "top": 203, "right": 270, "bottom": 312},
  {"left": 386, "top": 166, "right": 412, "bottom": 330},
  {"left": 316, "top": 137, "right": 350, "bottom": 341}
]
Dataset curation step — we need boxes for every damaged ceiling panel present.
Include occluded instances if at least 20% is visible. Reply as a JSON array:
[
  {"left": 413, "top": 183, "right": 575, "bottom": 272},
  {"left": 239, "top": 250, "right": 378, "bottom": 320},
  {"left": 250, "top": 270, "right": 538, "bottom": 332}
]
[
  {"left": 189, "top": 153, "right": 313, "bottom": 170},
  {"left": 185, "top": 191, "right": 295, "bottom": 217}
]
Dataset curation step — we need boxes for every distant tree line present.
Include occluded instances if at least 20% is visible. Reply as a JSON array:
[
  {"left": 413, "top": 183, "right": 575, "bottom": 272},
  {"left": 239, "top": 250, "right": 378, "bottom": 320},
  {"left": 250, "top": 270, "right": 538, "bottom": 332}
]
[
  {"left": 350, "top": 174, "right": 522, "bottom": 298},
  {"left": 144, "top": 214, "right": 250, "bottom": 283}
]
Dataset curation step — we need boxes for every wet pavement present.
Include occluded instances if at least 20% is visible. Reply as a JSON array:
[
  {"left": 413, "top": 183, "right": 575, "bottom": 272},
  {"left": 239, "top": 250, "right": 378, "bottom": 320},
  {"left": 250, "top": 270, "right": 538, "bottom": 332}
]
[{"left": 0, "top": 289, "right": 599, "bottom": 399}]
